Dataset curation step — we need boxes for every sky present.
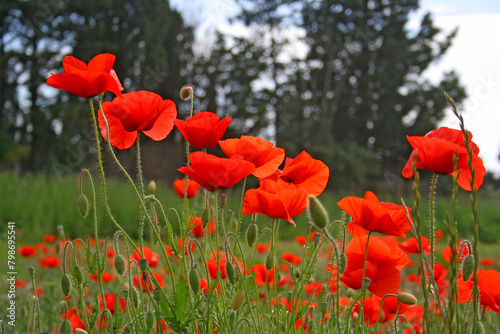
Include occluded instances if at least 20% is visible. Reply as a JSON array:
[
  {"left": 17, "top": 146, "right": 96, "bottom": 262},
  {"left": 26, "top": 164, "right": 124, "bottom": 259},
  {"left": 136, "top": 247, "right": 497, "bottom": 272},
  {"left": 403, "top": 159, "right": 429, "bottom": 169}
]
[{"left": 171, "top": 0, "right": 500, "bottom": 175}]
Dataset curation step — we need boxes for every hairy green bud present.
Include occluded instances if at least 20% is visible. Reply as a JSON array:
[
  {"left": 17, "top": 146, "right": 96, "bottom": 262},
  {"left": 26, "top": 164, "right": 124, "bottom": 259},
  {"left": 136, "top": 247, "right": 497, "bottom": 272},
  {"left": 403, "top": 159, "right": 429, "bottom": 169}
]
[
  {"left": 307, "top": 195, "right": 329, "bottom": 229},
  {"left": 76, "top": 193, "right": 89, "bottom": 218},
  {"left": 246, "top": 223, "right": 258, "bottom": 247},
  {"left": 231, "top": 289, "right": 245, "bottom": 311},
  {"left": 396, "top": 292, "right": 417, "bottom": 305},
  {"left": 226, "top": 261, "right": 235, "bottom": 285},
  {"left": 462, "top": 254, "right": 475, "bottom": 282},
  {"left": 114, "top": 254, "right": 126, "bottom": 276},
  {"left": 60, "top": 274, "right": 71, "bottom": 298},
  {"left": 189, "top": 268, "right": 200, "bottom": 294}
]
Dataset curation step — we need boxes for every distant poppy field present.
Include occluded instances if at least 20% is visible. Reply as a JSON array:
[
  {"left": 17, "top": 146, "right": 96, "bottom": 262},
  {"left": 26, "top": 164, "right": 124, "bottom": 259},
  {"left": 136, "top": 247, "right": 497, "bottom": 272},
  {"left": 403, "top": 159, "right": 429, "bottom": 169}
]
[{"left": 3, "top": 53, "right": 499, "bottom": 334}]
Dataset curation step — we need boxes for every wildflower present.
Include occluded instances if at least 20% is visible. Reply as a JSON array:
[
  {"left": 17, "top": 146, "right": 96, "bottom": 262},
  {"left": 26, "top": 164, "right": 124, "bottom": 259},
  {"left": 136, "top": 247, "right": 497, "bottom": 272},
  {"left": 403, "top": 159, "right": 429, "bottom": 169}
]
[
  {"left": 175, "top": 111, "right": 231, "bottom": 149},
  {"left": 98, "top": 91, "right": 177, "bottom": 149},
  {"left": 220, "top": 135, "right": 285, "bottom": 179},
  {"left": 256, "top": 243, "right": 269, "bottom": 253},
  {"left": 337, "top": 191, "right": 412, "bottom": 238},
  {"left": 89, "top": 270, "right": 116, "bottom": 283},
  {"left": 402, "top": 127, "right": 486, "bottom": 191},
  {"left": 400, "top": 236, "right": 431, "bottom": 254},
  {"left": 47, "top": 53, "right": 123, "bottom": 98},
  {"left": 458, "top": 269, "right": 500, "bottom": 313},
  {"left": 38, "top": 255, "right": 60, "bottom": 268},
  {"left": 281, "top": 252, "right": 302, "bottom": 265},
  {"left": 340, "top": 235, "right": 409, "bottom": 297},
  {"left": 18, "top": 245, "right": 37, "bottom": 258},
  {"left": 295, "top": 235, "right": 307, "bottom": 246},
  {"left": 42, "top": 234, "right": 57, "bottom": 243},
  {"left": 133, "top": 271, "right": 165, "bottom": 292},
  {"left": 189, "top": 215, "right": 215, "bottom": 238},
  {"left": 131, "top": 246, "right": 160, "bottom": 269},
  {"left": 242, "top": 179, "right": 309, "bottom": 226},
  {"left": 178, "top": 152, "right": 255, "bottom": 191},
  {"left": 173, "top": 178, "right": 200, "bottom": 199},
  {"left": 61, "top": 308, "right": 86, "bottom": 332},
  {"left": 279, "top": 151, "right": 329, "bottom": 196},
  {"left": 304, "top": 282, "right": 323, "bottom": 296}
]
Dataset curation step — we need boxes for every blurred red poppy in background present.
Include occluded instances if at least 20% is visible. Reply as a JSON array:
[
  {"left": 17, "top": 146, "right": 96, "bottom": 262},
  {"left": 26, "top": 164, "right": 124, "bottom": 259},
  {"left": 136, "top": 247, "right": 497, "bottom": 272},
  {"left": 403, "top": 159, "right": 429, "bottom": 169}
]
[
  {"left": 178, "top": 152, "right": 255, "bottom": 191},
  {"left": 47, "top": 53, "right": 123, "bottom": 98},
  {"left": 220, "top": 135, "right": 285, "bottom": 179},
  {"left": 133, "top": 271, "right": 165, "bottom": 292},
  {"left": 340, "top": 235, "right": 409, "bottom": 297},
  {"left": 173, "top": 178, "right": 200, "bottom": 199},
  {"left": 458, "top": 269, "right": 500, "bottom": 313},
  {"left": 131, "top": 246, "right": 160, "bottom": 269},
  {"left": 337, "top": 191, "right": 412, "bottom": 238},
  {"left": 400, "top": 236, "right": 431, "bottom": 254},
  {"left": 19, "top": 245, "right": 37, "bottom": 258},
  {"left": 98, "top": 91, "right": 177, "bottom": 149},
  {"left": 242, "top": 179, "right": 308, "bottom": 226},
  {"left": 38, "top": 255, "right": 60, "bottom": 268},
  {"left": 402, "top": 127, "right": 486, "bottom": 191},
  {"left": 189, "top": 216, "right": 215, "bottom": 238},
  {"left": 175, "top": 111, "right": 231, "bottom": 149}
]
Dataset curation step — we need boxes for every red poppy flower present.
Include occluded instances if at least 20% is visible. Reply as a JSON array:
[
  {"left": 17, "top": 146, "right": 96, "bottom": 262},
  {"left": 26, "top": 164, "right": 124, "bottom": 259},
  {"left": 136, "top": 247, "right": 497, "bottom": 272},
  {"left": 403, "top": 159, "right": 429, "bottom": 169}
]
[
  {"left": 89, "top": 270, "right": 116, "bottom": 283},
  {"left": 242, "top": 179, "right": 309, "bottom": 226},
  {"left": 131, "top": 246, "right": 160, "bottom": 269},
  {"left": 280, "top": 151, "right": 329, "bottom": 196},
  {"left": 189, "top": 216, "right": 215, "bottom": 238},
  {"left": 206, "top": 251, "right": 244, "bottom": 280},
  {"left": 340, "top": 235, "right": 409, "bottom": 297},
  {"left": 199, "top": 278, "right": 220, "bottom": 296},
  {"left": 256, "top": 243, "right": 269, "bottom": 253},
  {"left": 441, "top": 244, "right": 469, "bottom": 263},
  {"left": 19, "top": 246, "right": 37, "bottom": 258},
  {"left": 98, "top": 90, "right": 177, "bottom": 149},
  {"left": 480, "top": 258, "right": 495, "bottom": 267},
  {"left": 165, "top": 238, "right": 196, "bottom": 257},
  {"left": 99, "top": 293, "right": 126, "bottom": 314},
  {"left": 304, "top": 282, "right": 323, "bottom": 296},
  {"left": 337, "top": 191, "right": 412, "bottom": 238},
  {"left": 62, "top": 308, "right": 86, "bottom": 332},
  {"left": 178, "top": 151, "right": 255, "bottom": 191},
  {"left": 249, "top": 264, "right": 274, "bottom": 285},
  {"left": 400, "top": 236, "right": 431, "bottom": 254},
  {"left": 42, "top": 234, "right": 57, "bottom": 243},
  {"left": 281, "top": 252, "right": 302, "bottom": 265},
  {"left": 174, "top": 111, "right": 232, "bottom": 149},
  {"left": 458, "top": 269, "right": 500, "bottom": 313},
  {"left": 220, "top": 135, "right": 285, "bottom": 179},
  {"left": 133, "top": 271, "right": 165, "bottom": 292},
  {"left": 402, "top": 127, "right": 486, "bottom": 191},
  {"left": 295, "top": 235, "right": 307, "bottom": 246},
  {"left": 38, "top": 255, "right": 60, "bottom": 268},
  {"left": 47, "top": 53, "right": 123, "bottom": 98},
  {"left": 173, "top": 178, "right": 200, "bottom": 199}
]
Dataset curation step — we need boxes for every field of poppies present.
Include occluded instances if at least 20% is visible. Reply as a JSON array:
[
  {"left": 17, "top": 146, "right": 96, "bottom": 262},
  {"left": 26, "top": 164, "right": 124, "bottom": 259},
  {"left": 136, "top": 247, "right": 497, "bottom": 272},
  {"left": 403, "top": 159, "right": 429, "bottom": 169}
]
[{"left": 1, "top": 53, "right": 498, "bottom": 334}]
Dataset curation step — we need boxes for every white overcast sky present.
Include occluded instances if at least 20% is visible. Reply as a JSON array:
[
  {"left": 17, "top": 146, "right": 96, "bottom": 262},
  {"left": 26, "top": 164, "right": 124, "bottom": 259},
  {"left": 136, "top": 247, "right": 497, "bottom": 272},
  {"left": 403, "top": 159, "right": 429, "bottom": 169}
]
[{"left": 172, "top": 0, "right": 500, "bottom": 175}]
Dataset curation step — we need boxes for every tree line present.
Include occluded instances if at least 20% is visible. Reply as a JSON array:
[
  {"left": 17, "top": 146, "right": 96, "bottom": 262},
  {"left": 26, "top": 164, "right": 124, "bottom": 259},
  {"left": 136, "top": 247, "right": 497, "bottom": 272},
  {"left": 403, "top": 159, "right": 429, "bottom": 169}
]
[{"left": 0, "top": 0, "right": 465, "bottom": 189}]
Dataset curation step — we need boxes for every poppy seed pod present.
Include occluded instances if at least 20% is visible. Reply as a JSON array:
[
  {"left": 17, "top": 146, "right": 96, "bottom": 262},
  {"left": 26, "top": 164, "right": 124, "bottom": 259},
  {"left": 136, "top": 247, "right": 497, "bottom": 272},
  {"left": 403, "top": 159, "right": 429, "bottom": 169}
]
[
  {"left": 189, "top": 268, "right": 200, "bottom": 294},
  {"left": 362, "top": 277, "right": 371, "bottom": 290},
  {"left": 307, "top": 195, "right": 329, "bottom": 229},
  {"left": 180, "top": 85, "right": 194, "bottom": 100},
  {"left": 28, "top": 266, "right": 35, "bottom": 278},
  {"left": 139, "top": 258, "right": 148, "bottom": 272},
  {"left": 60, "top": 274, "right": 71, "bottom": 298},
  {"left": 148, "top": 180, "right": 157, "bottom": 194},
  {"left": 246, "top": 222, "right": 258, "bottom": 247},
  {"left": 231, "top": 289, "right": 245, "bottom": 311},
  {"left": 462, "top": 254, "right": 475, "bottom": 282},
  {"left": 59, "top": 320, "right": 72, "bottom": 334},
  {"left": 76, "top": 193, "right": 89, "bottom": 218},
  {"left": 396, "top": 292, "right": 417, "bottom": 305}
]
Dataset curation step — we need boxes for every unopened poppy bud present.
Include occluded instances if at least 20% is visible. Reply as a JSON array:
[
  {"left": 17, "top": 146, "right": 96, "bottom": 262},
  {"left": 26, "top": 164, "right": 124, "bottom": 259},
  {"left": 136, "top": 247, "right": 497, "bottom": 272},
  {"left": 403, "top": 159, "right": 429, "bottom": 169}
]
[
  {"left": 139, "top": 258, "right": 148, "bottom": 271},
  {"left": 145, "top": 311, "right": 155, "bottom": 329},
  {"left": 474, "top": 321, "right": 485, "bottom": 334},
  {"left": 229, "top": 310, "right": 236, "bottom": 327},
  {"left": 130, "top": 286, "right": 140, "bottom": 308},
  {"left": 313, "top": 232, "right": 321, "bottom": 244},
  {"left": 28, "top": 266, "right": 35, "bottom": 278},
  {"left": 60, "top": 274, "right": 71, "bottom": 297},
  {"left": 265, "top": 253, "right": 274, "bottom": 271},
  {"left": 201, "top": 208, "right": 210, "bottom": 228},
  {"left": 234, "top": 262, "right": 241, "bottom": 282},
  {"left": 114, "top": 254, "right": 126, "bottom": 275},
  {"left": 396, "top": 292, "right": 417, "bottom": 305},
  {"left": 189, "top": 268, "right": 200, "bottom": 294},
  {"left": 220, "top": 193, "right": 227, "bottom": 209},
  {"left": 148, "top": 180, "right": 157, "bottom": 194},
  {"left": 231, "top": 289, "right": 245, "bottom": 311},
  {"left": 153, "top": 289, "right": 162, "bottom": 302},
  {"left": 338, "top": 253, "right": 347, "bottom": 274},
  {"left": 75, "top": 329, "right": 88, "bottom": 334},
  {"left": 320, "top": 301, "right": 328, "bottom": 316},
  {"left": 226, "top": 261, "right": 235, "bottom": 285},
  {"left": 307, "top": 320, "right": 315, "bottom": 334},
  {"left": 362, "top": 277, "right": 371, "bottom": 290},
  {"left": 55, "top": 241, "right": 61, "bottom": 254},
  {"left": 180, "top": 85, "right": 194, "bottom": 100},
  {"left": 73, "top": 265, "right": 83, "bottom": 285},
  {"left": 462, "top": 254, "right": 475, "bottom": 282},
  {"left": 307, "top": 196, "right": 329, "bottom": 229},
  {"left": 246, "top": 222, "right": 258, "bottom": 247},
  {"left": 60, "top": 319, "right": 72, "bottom": 334},
  {"left": 76, "top": 193, "right": 89, "bottom": 218}
]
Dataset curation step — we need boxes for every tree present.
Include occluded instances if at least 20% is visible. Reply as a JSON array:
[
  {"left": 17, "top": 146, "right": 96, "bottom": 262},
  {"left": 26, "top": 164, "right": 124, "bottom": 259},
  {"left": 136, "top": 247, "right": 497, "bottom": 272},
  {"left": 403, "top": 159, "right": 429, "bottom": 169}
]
[{"left": 230, "top": 0, "right": 466, "bottom": 188}]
